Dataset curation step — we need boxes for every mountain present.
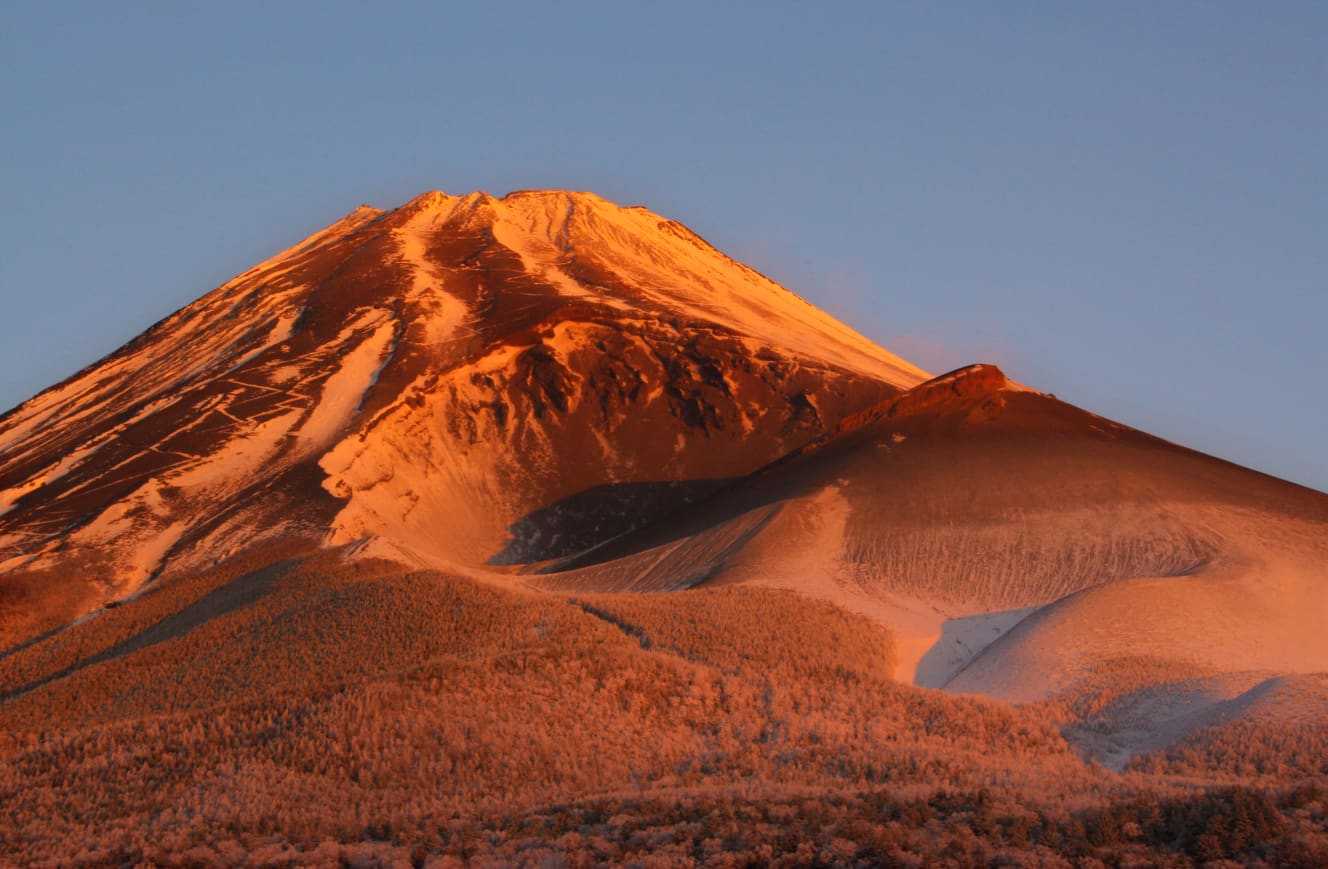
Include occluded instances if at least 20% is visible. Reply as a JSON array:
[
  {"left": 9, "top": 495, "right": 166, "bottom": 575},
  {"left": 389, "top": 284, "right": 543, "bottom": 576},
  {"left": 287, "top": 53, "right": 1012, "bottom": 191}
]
[
  {"left": 0, "top": 190, "right": 925, "bottom": 648},
  {"left": 1, "top": 190, "right": 1325, "bottom": 865}
]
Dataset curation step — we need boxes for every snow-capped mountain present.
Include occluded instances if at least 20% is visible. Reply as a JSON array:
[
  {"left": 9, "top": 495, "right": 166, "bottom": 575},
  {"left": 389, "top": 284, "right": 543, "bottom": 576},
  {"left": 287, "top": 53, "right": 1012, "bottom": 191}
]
[{"left": 0, "top": 190, "right": 925, "bottom": 646}]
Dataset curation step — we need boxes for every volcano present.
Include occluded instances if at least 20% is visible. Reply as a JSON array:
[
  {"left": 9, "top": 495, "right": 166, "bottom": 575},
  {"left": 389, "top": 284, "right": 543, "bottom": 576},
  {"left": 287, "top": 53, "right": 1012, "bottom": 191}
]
[
  {"left": 1, "top": 190, "right": 1324, "bottom": 865},
  {"left": 0, "top": 189, "right": 925, "bottom": 646}
]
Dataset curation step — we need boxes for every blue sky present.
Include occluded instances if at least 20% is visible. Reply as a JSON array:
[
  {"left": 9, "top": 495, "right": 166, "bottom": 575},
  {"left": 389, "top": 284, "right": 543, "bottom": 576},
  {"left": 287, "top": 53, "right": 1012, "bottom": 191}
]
[{"left": 2, "top": 2, "right": 1324, "bottom": 491}]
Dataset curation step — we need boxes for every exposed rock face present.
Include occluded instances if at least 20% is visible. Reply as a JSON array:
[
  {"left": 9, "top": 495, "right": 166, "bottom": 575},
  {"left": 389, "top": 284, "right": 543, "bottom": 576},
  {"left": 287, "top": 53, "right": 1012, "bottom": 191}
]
[
  {"left": 821, "top": 363, "right": 1019, "bottom": 442},
  {"left": 0, "top": 190, "right": 928, "bottom": 646}
]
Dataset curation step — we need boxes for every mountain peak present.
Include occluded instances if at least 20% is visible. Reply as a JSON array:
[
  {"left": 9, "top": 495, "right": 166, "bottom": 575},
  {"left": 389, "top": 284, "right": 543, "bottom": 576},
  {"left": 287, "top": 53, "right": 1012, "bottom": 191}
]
[
  {"left": 0, "top": 188, "right": 928, "bottom": 635},
  {"left": 394, "top": 188, "right": 614, "bottom": 220},
  {"left": 405, "top": 188, "right": 450, "bottom": 206}
]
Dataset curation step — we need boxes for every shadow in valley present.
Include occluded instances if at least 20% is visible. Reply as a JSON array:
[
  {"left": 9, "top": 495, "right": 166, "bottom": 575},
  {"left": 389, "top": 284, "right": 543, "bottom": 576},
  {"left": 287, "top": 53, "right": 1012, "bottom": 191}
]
[
  {"left": 912, "top": 606, "right": 1043, "bottom": 690},
  {"left": 497, "top": 420, "right": 880, "bottom": 577},
  {"left": 497, "top": 437, "right": 852, "bottom": 575},
  {"left": 0, "top": 621, "right": 78, "bottom": 665},
  {"left": 488, "top": 479, "right": 738, "bottom": 566}
]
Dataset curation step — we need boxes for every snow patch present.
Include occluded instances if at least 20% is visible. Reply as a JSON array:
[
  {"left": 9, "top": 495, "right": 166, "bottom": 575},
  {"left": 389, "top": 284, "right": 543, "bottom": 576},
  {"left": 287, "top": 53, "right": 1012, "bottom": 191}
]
[
  {"left": 296, "top": 317, "right": 397, "bottom": 450},
  {"left": 490, "top": 197, "right": 591, "bottom": 300},
  {"left": 510, "top": 192, "right": 929, "bottom": 388},
  {"left": 395, "top": 206, "right": 471, "bottom": 345},
  {"left": 913, "top": 606, "right": 1041, "bottom": 689},
  {"left": 270, "top": 365, "right": 302, "bottom": 385},
  {"left": 169, "top": 410, "right": 303, "bottom": 496}
]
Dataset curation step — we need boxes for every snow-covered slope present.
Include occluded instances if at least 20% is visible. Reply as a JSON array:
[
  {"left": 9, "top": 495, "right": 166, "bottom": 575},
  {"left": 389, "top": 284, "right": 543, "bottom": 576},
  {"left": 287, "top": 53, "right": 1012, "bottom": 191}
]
[{"left": 0, "top": 190, "right": 925, "bottom": 647}]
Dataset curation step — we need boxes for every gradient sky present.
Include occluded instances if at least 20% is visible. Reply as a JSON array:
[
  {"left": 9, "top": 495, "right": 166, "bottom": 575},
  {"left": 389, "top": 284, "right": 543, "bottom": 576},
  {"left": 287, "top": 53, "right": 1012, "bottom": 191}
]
[{"left": 2, "top": 2, "right": 1325, "bottom": 491}]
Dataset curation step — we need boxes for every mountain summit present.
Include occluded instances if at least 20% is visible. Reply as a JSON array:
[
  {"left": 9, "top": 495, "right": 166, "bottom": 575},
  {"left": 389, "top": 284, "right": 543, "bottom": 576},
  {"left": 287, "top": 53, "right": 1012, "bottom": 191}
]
[{"left": 0, "top": 190, "right": 926, "bottom": 644}]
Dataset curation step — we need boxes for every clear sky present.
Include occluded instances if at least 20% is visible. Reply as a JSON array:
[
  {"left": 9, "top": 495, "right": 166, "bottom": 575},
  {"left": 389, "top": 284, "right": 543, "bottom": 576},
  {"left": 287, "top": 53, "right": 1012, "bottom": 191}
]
[{"left": 2, "top": 2, "right": 1325, "bottom": 491}]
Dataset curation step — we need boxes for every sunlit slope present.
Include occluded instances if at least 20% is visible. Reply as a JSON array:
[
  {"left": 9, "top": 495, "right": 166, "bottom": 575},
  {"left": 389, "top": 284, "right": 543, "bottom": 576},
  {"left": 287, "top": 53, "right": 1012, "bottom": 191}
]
[
  {"left": 944, "top": 560, "right": 1326, "bottom": 703},
  {"left": 0, "top": 534, "right": 1319, "bottom": 862},
  {"left": 0, "top": 545, "right": 1104, "bottom": 863},
  {"left": 0, "top": 190, "right": 927, "bottom": 651},
  {"left": 0, "top": 546, "right": 888, "bottom": 730},
  {"left": 535, "top": 364, "right": 1328, "bottom": 700}
]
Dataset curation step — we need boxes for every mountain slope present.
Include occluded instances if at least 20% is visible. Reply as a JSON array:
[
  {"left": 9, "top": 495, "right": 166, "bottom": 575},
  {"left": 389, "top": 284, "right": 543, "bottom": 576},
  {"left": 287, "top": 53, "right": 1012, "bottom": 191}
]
[
  {"left": 532, "top": 364, "right": 1328, "bottom": 747},
  {"left": 0, "top": 546, "right": 1119, "bottom": 866},
  {"left": 0, "top": 190, "right": 926, "bottom": 649}
]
